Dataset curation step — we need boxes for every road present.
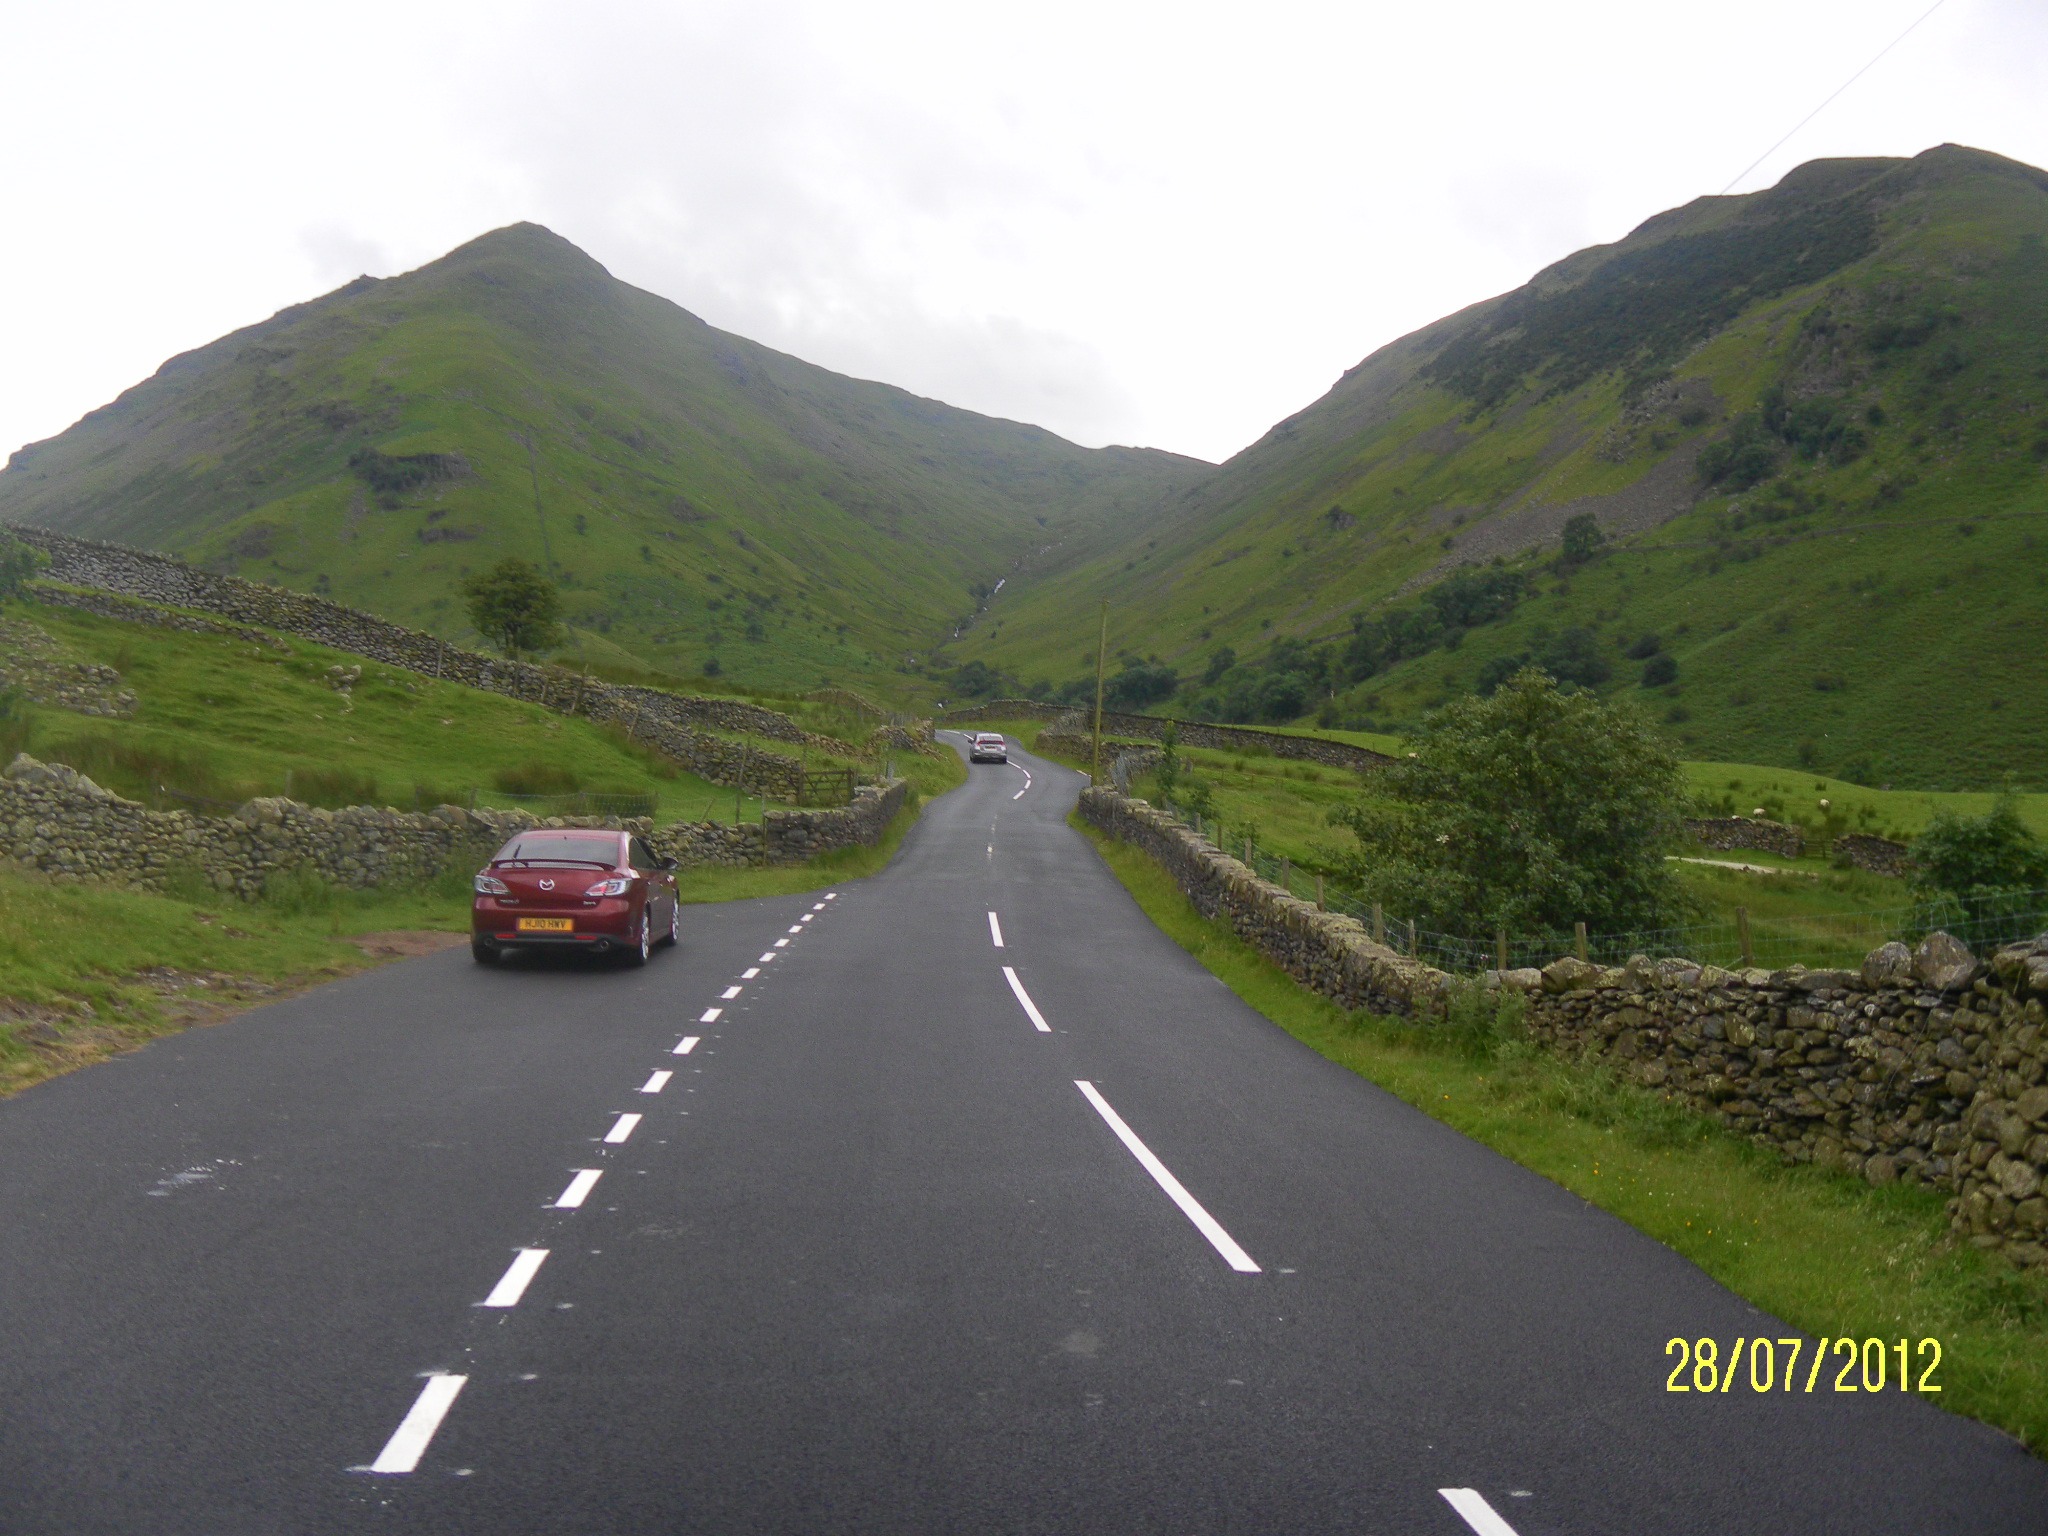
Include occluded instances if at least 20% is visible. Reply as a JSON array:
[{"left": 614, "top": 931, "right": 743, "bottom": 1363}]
[{"left": 3, "top": 733, "right": 2044, "bottom": 1534}]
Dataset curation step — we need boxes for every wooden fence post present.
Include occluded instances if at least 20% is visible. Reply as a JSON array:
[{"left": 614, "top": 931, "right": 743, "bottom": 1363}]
[
  {"left": 1280, "top": 855, "right": 1291, "bottom": 892},
  {"left": 1737, "top": 906, "right": 1754, "bottom": 967},
  {"left": 1575, "top": 921, "right": 1589, "bottom": 962},
  {"left": 1316, "top": 873, "right": 1325, "bottom": 912},
  {"left": 1372, "top": 903, "right": 1384, "bottom": 945},
  {"left": 1407, "top": 918, "right": 1418, "bottom": 959},
  {"left": 1495, "top": 928, "right": 1508, "bottom": 971}
]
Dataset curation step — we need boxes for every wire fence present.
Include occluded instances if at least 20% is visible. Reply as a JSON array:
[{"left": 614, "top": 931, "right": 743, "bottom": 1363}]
[
  {"left": 1156, "top": 796, "right": 2047, "bottom": 976},
  {"left": 486, "top": 789, "right": 661, "bottom": 819}
]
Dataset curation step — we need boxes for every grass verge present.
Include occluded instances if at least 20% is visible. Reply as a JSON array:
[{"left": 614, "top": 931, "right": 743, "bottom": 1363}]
[
  {"left": 0, "top": 863, "right": 472, "bottom": 1098},
  {"left": 1073, "top": 813, "right": 2048, "bottom": 1453}
]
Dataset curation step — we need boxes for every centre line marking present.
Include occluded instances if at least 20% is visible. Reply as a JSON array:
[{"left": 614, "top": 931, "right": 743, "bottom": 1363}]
[
  {"left": 1012, "top": 765, "right": 1032, "bottom": 800},
  {"left": 812, "top": 902, "right": 826, "bottom": 911},
  {"left": 604, "top": 1112, "right": 642, "bottom": 1144},
  {"left": 1001, "top": 966, "right": 1051, "bottom": 1032},
  {"left": 553, "top": 1169, "right": 603, "bottom": 1208},
  {"left": 673, "top": 1036, "right": 700, "bottom": 1055},
  {"left": 787, "top": 925, "right": 802, "bottom": 934},
  {"left": 800, "top": 913, "right": 813, "bottom": 923},
  {"left": 773, "top": 938, "right": 789, "bottom": 948},
  {"left": 698, "top": 1007, "right": 723, "bottom": 1023},
  {"left": 364, "top": 1373, "right": 466, "bottom": 1474},
  {"left": 825, "top": 892, "right": 837, "bottom": 899},
  {"left": 1439, "top": 1489, "right": 1523, "bottom": 1536},
  {"left": 742, "top": 967, "right": 760, "bottom": 979},
  {"left": 481, "top": 1248, "right": 549, "bottom": 1307},
  {"left": 639, "top": 1070, "right": 673, "bottom": 1094},
  {"left": 1073, "top": 1081, "right": 1260, "bottom": 1273},
  {"left": 758, "top": 952, "right": 776, "bottom": 963},
  {"left": 721, "top": 985, "right": 743, "bottom": 999},
  {"left": 988, "top": 911, "right": 1005, "bottom": 948}
]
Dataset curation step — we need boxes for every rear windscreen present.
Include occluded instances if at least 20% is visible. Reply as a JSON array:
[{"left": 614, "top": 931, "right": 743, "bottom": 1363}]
[{"left": 494, "top": 834, "right": 619, "bottom": 865}]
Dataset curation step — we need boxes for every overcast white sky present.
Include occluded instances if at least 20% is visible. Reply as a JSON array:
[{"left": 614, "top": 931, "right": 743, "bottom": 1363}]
[{"left": 4, "top": 0, "right": 2045, "bottom": 466}]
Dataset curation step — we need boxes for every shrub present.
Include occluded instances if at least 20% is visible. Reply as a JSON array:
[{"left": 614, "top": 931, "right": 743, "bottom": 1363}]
[
  {"left": 1625, "top": 633, "right": 1663, "bottom": 661},
  {"left": 494, "top": 760, "right": 581, "bottom": 796},
  {"left": 1641, "top": 654, "right": 1678, "bottom": 687},
  {"left": 0, "top": 534, "right": 47, "bottom": 604},
  {"left": 1909, "top": 797, "right": 2048, "bottom": 903}
]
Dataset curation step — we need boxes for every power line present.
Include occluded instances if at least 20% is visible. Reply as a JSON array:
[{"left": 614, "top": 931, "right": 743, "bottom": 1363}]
[{"left": 1720, "top": 0, "right": 1949, "bottom": 196}]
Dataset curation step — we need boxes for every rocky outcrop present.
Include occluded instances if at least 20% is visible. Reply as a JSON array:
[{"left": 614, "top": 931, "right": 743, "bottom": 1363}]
[{"left": 1081, "top": 784, "right": 2048, "bottom": 1273}]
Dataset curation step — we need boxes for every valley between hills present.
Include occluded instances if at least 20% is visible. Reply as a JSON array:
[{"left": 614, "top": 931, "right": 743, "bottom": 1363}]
[{"left": 5, "top": 142, "right": 2046, "bottom": 790}]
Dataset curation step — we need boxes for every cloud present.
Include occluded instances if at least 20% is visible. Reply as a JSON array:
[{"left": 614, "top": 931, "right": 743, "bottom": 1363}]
[{"left": 298, "top": 225, "right": 395, "bottom": 287}]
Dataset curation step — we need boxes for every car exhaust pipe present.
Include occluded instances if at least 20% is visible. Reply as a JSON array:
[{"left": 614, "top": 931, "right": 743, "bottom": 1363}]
[{"left": 592, "top": 939, "right": 612, "bottom": 954}]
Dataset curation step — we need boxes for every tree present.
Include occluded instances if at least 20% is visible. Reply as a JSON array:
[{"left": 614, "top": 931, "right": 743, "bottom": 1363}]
[
  {"left": 0, "top": 533, "right": 46, "bottom": 605},
  {"left": 1332, "top": 668, "right": 1692, "bottom": 939},
  {"left": 1103, "top": 660, "right": 1178, "bottom": 711},
  {"left": 1640, "top": 653, "right": 1678, "bottom": 687},
  {"left": 461, "top": 558, "right": 564, "bottom": 656},
  {"left": 1558, "top": 513, "right": 1606, "bottom": 568},
  {"left": 1909, "top": 796, "right": 2048, "bottom": 904}
]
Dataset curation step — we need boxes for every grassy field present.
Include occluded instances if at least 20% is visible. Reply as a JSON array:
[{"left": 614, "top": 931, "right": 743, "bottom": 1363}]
[
  {"left": 1077, "top": 817, "right": 2048, "bottom": 1453},
  {"left": 1075, "top": 725, "right": 2048, "bottom": 970},
  {"left": 8, "top": 599, "right": 847, "bottom": 822}
]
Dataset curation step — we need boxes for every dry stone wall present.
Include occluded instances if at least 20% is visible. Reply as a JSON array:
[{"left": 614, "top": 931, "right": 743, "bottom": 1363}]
[
  {"left": 3, "top": 754, "right": 909, "bottom": 895},
  {"left": 10, "top": 528, "right": 864, "bottom": 798},
  {"left": 948, "top": 700, "right": 1393, "bottom": 772},
  {"left": 1685, "top": 816, "right": 1806, "bottom": 858},
  {"left": 1080, "top": 785, "right": 2048, "bottom": 1272}
]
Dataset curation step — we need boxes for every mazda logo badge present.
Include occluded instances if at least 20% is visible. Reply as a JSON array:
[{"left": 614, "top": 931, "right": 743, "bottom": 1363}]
[{"left": 538, "top": 878, "right": 555, "bottom": 890}]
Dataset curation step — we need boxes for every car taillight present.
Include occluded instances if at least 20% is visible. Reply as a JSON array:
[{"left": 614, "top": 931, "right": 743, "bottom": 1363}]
[
  {"left": 474, "top": 873, "right": 509, "bottom": 895},
  {"left": 585, "top": 876, "right": 632, "bottom": 897}
]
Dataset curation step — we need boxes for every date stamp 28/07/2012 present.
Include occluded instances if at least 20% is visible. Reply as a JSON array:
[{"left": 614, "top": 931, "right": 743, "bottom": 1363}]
[{"left": 1667, "top": 1336, "right": 1943, "bottom": 1395}]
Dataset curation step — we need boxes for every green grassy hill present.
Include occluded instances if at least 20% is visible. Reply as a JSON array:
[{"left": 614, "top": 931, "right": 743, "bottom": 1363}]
[
  {"left": 957, "top": 145, "right": 2048, "bottom": 789},
  {"left": 0, "top": 225, "right": 1205, "bottom": 693}
]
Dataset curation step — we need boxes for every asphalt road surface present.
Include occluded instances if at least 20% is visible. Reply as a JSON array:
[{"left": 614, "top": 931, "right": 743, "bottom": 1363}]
[{"left": 5, "top": 734, "right": 2045, "bottom": 1534}]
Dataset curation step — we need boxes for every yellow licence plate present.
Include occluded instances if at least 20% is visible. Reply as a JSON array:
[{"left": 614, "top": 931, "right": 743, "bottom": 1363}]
[{"left": 516, "top": 918, "right": 574, "bottom": 933}]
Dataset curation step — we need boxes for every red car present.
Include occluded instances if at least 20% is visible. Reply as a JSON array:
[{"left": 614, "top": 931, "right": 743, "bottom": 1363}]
[{"left": 470, "top": 828, "right": 680, "bottom": 966}]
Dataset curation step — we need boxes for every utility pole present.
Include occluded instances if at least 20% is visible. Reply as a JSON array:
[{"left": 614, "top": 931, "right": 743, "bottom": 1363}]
[{"left": 1091, "top": 600, "right": 1108, "bottom": 785}]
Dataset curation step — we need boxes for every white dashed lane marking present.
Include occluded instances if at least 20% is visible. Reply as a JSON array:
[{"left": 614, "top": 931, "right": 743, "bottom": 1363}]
[
  {"left": 1001, "top": 966, "right": 1051, "bottom": 1033},
  {"left": 480, "top": 1248, "right": 549, "bottom": 1308},
  {"left": 742, "top": 967, "right": 760, "bottom": 979},
  {"left": 987, "top": 911, "right": 1004, "bottom": 948},
  {"left": 363, "top": 1374, "right": 467, "bottom": 1474},
  {"left": 721, "top": 985, "right": 743, "bottom": 999},
  {"left": 787, "top": 925, "right": 802, "bottom": 934},
  {"left": 1012, "top": 764, "right": 1032, "bottom": 800},
  {"left": 673, "top": 1036, "right": 700, "bottom": 1056},
  {"left": 773, "top": 939, "right": 788, "bottom": 948},
  {"left": 1439, "top": 1489, "right": 1524, "bottom": 1536},
  {"left": 604, "top": 1113, "right": 642, "bottom": 1145},
  {"left": 1073, "top": 1081, "right": 1260, "bottom": 1274},
  {"left": 552, "top": 1170, "right": 603, "bottom": 1209},
  {"left": 758, "top": 953, "right": 776, "bottom": 963},
  {"left": 639, "top": 1070, "right": 673, "bottom": 1094}
]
